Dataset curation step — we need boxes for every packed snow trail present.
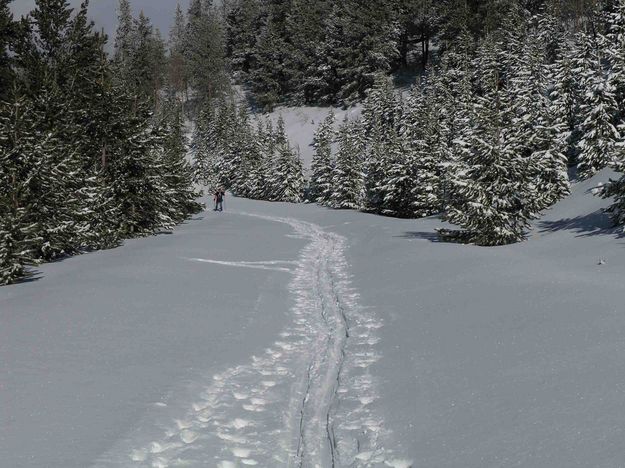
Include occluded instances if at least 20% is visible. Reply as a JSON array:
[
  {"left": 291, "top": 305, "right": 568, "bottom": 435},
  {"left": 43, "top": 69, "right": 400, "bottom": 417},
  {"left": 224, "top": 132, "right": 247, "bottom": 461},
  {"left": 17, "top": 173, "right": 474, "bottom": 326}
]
[{"left": 97, "top": 212, "right": 406, "bottom": 467}]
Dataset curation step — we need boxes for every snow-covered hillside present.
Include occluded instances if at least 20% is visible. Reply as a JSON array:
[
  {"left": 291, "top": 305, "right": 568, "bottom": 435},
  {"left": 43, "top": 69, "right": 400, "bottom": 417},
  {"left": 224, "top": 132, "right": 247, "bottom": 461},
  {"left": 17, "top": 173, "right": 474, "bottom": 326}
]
[{"left": 1, "top": 170, "right": 624, "bottom": 467}]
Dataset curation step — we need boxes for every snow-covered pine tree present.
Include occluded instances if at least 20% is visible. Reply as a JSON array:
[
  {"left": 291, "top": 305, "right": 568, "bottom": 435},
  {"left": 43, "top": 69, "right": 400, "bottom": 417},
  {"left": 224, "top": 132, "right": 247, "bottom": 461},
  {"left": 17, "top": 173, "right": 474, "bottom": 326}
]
[
  {"left": 29, "top": 89, "right": 93, "bottom": 261},
  {"left": 160, "top": 97, "right": 202, "bottom": 222},
  {"left": 599, "top": 3, "right": 625, "bottom": 227},
  {"left": 210, "top": 99, "right": 240, "bottom": 189},
  {"left": 434, "top": 30, "right": 476, "bottom": 210},
  {"left": 255, "top": 118, "right": 277, "bottom": 200},
  {"left": 244, "top": 119, "right": 270, "bottom": 199},
  {"left": 309, "top": 110, "right": 335, "bottom": 203},
  {"left": 232, "top": 108, "right": 263, "bottom": 198},
  {"left": 192, "top": 103, "right": 217, "bottom": 186},
  {"left": 600, "top": 129, "right": 625, "bottom": 226},
  {"left": 248, "top": 13, "right": 289, "bottom": 109},
  {"left": 328, "top": 119, "right": 365, "bottom": 209},
  {"left": 313, "top": 0, "right": 399, "bottom": 104},
  {"left": 572, "top": 31, "right": 619, "bottom": 179},
  {"left": 401, "top": 78, "right": 444, "bottom": 216},
  {"left": 359, "top": 77, "right": 404, "bottom": 214},
  {"left": 360, "top": 76, "right": 402, "bottom": 140},
  {"left": 269, "top": 140, "right": 304, "bottom": 203},
  {"left": 168, "top": 4, "right": 188, "bottom": 99},
  {"left": 130, "top": 12, "right": 167, "bottom": 105},
  {"left": 443, "top": 76, "right": 542, "bottom": 246},
  {"left": 113, "top": 0, "right": 135, "bottom": 77},
  {"left": 0, "top": 209, "right": 36, "bottom": 285},
  {"left": 0, "top": 97, "right": 40, "bottom": 284},
  {"left": 225, "top": 0, "right": 263, "bottom": 78},
  {"left": 378, "top": 130, "right": 422, "bottom": 218},
  {"left": 604, "top": 1, "right": 625, "bottom": 111},
  {"left": 0, "top": 0, "right": 14, "bottom": 101},
  {"left": 361, "top": 131, "right": 389, "bottom": 214},
  {"left": 507, "top": 27, "right": 570, "bottom": 209},
  {"left": 577, "top": 73, "right": 619, "bottom": 179},
  {"left": 184, "top": 0, "right": 229, "bottom": 103},
  {"left": 551, "top": 50, "right": 583, "bottom": 163},
  {"left": 283, "top": 0, "right": 330, "bottom": 104},
  {"left": 101, "top": 87, "right": 174, "bottom": 236}
]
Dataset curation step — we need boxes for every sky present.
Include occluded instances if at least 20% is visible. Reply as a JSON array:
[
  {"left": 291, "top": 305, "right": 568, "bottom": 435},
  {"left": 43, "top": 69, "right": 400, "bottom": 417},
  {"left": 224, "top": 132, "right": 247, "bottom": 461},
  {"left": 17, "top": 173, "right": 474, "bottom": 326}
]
[{"left": 10, "top": 0, "right": 191, "bottom": 44}]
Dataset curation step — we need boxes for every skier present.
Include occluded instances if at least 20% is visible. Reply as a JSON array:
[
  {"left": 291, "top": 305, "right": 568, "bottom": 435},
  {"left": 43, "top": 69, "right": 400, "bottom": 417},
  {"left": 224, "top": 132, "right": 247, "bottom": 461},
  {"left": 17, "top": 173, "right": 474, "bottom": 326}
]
[{"left": 214, "top": 187, "right": 225, "bottom": 211}]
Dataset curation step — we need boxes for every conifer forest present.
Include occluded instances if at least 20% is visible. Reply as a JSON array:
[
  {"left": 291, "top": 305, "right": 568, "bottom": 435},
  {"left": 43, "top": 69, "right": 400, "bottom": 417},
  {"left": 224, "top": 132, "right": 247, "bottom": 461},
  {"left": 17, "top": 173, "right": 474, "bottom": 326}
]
[{"left": 3, "top": 0, "right": 625, "bottom": 283}]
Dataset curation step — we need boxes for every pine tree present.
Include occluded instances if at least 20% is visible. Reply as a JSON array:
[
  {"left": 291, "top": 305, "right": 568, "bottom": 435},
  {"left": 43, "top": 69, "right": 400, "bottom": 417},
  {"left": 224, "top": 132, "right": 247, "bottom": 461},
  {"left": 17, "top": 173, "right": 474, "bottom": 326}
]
[
  {"left": 507, "top": 29, "right": 570, "bottom": 207},
  {"left": 362, "top": 130, "right": 390, "bottom": 214},
  {"left": 601, "top": 129, "right": 625, "bottom": 226},
  {"left": 168, "top": 3, "right": 188, "bottom": 98},
  {"left": 329, "top": 119, "right": 364, "bottom": 209},
  {"left": 379, "top": 132, "right": 422, "bottom": 218},
  {"left": 309, "top": 110, "right": 336, "bottom": 203},
  {"left": 113, "top": 0, "right": 135, "bottom": 78},
  {"left": 192, "top": 102, "right": 219, "bottom": 186},
  {"left": 577, "top": 74, "right": 619, "bottom": 179},
  {"left": 130, "top": 12, "right": 167, "bottom": 104},
  {"left": 444, "top": 85, "right": 542, "bottom": 246},
  {"left": 0, "top": 0, "right": 14, "bottom": 101},
  {"left": 226, "top": 0, "right": 263, "bottom": 76},
  {"left": 551, "top": 51, "right": 583, "bottom": 162},
  {"left": 314, "top": 1, "right": 399, "bottom": 104},
  {"left": 284, "top": 0, "right": 330, "bottom": 103},
  {"left": 270, "top": 141, "right": 304, "bottom": 203},
  {"left": 599, "top": 2, "right": 625, "bottom": 227},
  {"left": 360, "top": 76, "right": 402, "bottom": 140},
  {"left": 0, "top": 97, "right": 40, "bottom": 284},
  {"left": 160, "top": 97, "right": 202, "bottom": 221},
  {"left": 185, "top": 0, "right": 229, "bottom": 102},
  {"left": 401, "top": 79, "right": 444, "bottom": 215},
  {"left": 248, "top": 17, "right": 288, "bottom": 109}
]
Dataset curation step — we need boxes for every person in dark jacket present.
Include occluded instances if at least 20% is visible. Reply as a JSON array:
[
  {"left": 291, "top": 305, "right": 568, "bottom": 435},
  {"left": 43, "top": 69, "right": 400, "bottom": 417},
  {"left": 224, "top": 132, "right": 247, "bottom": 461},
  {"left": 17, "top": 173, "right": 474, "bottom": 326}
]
[{"left": 214, "top": 187, "right": 225, "bottom": 211}]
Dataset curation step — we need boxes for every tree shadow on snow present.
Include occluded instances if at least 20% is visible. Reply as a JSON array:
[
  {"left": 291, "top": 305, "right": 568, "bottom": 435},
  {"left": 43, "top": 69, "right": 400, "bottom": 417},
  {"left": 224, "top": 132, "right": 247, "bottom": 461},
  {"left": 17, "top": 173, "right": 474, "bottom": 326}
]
[
  {"left": 396, "top": 231, "right": 443, "bottom": 242},
  {"left": 538, "top": 209, "right": 624, "bottom": 239},
  {"left": 7, "top": 271, "right": 44, "bottom": 286}
]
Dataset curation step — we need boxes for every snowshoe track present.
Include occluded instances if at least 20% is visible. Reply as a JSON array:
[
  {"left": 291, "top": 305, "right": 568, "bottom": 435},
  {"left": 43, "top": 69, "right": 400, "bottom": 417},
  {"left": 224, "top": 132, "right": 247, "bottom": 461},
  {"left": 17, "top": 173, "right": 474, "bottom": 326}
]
[{"left": 95, "top": 213, "right": 401, "bottom": 467}]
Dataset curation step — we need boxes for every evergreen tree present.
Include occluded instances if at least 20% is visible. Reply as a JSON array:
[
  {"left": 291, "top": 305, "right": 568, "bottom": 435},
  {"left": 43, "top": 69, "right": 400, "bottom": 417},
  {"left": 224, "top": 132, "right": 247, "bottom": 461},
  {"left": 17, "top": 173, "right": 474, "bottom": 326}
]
[
  {"left": 270, "top": 141, "right": 304, "bottom": 203},
  {"left": 507, "top": 28, "right": 570, "bottom": 207},
  {"left": 600, "top": 131, "right": 625, "bottom": 226},
  {"left": 329, "top": 119, "right": 365, "bottom": 209},
  {"left": 401, "top": 80, "right": 444, "bottom": 216},
  {"left": 0, "top": 0, "right": 14, "bottom": 100},
  {"left": 362, "top": 128, "right": 390, "bottom": 213},
  {"left": 577, "top": 74, "right": 619, "bottom": 179},
  {"left": 309, "top": 110, "right": 336, "bottom": 203},
  {"left": 315, "top": 1, "right": 399, "bottom": 104},
  {"left": 248, "top": 17, "right": 289, "bottom": 109},
  {"left": 284, "top": 0, "right": 330, "bottom": 103},
  {"left": 226, "top": 0, "right": 262, "bottom": 76},
  {"left": 130, "top": 12, "right": 167, "bottom": 104},
  {"left": 113, "top": 0, "right": 134, "bottom": 80},
  {"left": 168, "top": 4, "right": 188, "bottom": 99},
  {"left": 379, "top": 132, "right": 422, "bottom": 218},
  {"left": 185, "top": 0, "right": 229, "bottom": 102},
  {"left": 551, "top": 51, "right": 583, "bottom": 163},
  {"left": 192, "top": 102, "right": 219, "bottom": 186},
  {"left": 444, "top": 86, "right": 542, "bottom": 246},
  {"left": 160, "top": 97, "right": 202, "bottom": 220},
  {"left": 0, "top": 97, "right": 41, "bottom": 284}
]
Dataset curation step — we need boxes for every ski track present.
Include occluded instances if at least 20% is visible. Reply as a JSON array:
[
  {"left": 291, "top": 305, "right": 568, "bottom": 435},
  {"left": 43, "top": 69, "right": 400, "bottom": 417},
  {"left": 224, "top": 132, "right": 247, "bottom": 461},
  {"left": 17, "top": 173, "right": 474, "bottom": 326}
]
[{"left": 95, "top": 213, "right": 406, "bottom": 468}]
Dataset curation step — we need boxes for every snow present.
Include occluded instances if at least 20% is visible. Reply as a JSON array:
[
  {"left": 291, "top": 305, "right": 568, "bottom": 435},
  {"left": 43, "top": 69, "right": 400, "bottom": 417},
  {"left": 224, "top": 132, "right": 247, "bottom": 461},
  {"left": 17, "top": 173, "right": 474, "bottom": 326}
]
[{"left": 2, "top": 170, "right": 625, "bottom": 467}]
